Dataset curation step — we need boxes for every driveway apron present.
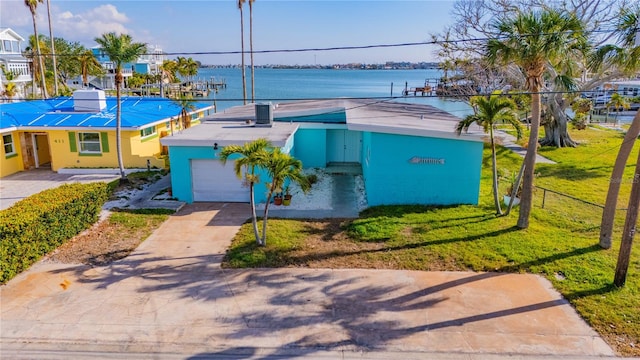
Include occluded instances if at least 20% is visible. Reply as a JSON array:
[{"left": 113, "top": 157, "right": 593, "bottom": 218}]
[{"left": 1, "top": 203, "right": 615, "bottom": 359}]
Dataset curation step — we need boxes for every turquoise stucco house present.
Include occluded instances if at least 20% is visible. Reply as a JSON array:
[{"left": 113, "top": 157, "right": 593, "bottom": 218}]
[{"left": 160, "top": 99, "right": 485, "bottom": 207}]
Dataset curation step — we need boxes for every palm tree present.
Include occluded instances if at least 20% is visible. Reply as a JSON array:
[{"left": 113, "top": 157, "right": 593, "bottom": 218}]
[
  {"left": 456, "top": 91, "right": 522, "bottom": 215},
  {"left": 487, "top": 9, "right": 587, "bottom": 229},
  {"left": 159, "top": 59, "right": 178, "bottom": 97},
  {"left": 78, "top": 49, "right": 102, "bottom": 87},
  {"left": 25, "top": 35, "right": 50, "bottom": 97},
  {"left": 260, "top": 148, "right": 310, "bottom": 245},
  {"left": 45, "top": 0, "right": 58, "bottom": 96},
  {"left": 24, "top": 0, "right": 48, "bottom": 99},
  {"left": 219, "top": 138, "right": 272, "bottom": 245},
  {"left": 238, "top": 0, "right": 247, "bottom": 105},
  {"left": 606, "top": 93, "right": 631, "bottom": 126},
  {"left": 249, "top": 0, "right": 255, "bottom": 102},
  {"left": 94, "top": 32, "right": 146, "bottom": 181},
  {"left": 173, "top": 96, "right": 196, "bottom": 130},
  {"left": 598, "top": 4, "right": 640, "bottom": 249}
]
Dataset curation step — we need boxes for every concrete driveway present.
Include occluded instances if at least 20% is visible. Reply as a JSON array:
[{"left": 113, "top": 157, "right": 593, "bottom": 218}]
[
  {"left": 0, "top": 203, "right": 617, "bottom": 359},
  {"left": 0, "top": 168, "right": 120, "bottom": 210}
]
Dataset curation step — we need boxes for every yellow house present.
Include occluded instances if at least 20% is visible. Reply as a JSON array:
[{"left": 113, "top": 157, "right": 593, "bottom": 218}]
[{"left": 1, "top": 90, "right": 213, "bottom": 177}]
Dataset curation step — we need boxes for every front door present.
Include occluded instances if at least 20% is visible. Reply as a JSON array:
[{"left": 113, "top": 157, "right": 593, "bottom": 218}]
[
  {"left": 33, "top": 134, "right": 51, "bottom": 167},
  {"left": 327, "top": 130, "right": 361, "bottom": 164}
]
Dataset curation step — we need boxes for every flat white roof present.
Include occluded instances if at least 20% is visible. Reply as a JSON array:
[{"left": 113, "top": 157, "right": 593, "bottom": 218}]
[
  {"left": 161, "top": 120, "right": 299, "bottom": 147},
  {"left": 161, "top": 99, "right": 485, "bottom": 147}
]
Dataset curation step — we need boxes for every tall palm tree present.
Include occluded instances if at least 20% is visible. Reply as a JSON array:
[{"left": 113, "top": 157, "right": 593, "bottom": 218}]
[
  {"left": 45, "top": 0, "right": 58, "bottom": 96},
  {"left": 219, "top": 138, "right": 272, "bottom": 245},
  {"left": 249, "top": 0, "right": 255, "bottom": 102},
  {"left": 94, "top": 32, "right": 146, "bottom": 181},
  {"left": 78, "top": 49, "right": 102, "bottom": 87},
  {"left": 24, "top": 0, "right": 48, "bottom": 99},
  {"left": 260, "top": 148, "right": 309, "bottom": 246},
  {"left": 487, "top": 9, "right": 587, "bottom": 229},
  {"left": 456, "top": 91, "right": 522, "bottom": 215},
  {"left": 238, "top": 0, "right": 247, "bottom": 105}
]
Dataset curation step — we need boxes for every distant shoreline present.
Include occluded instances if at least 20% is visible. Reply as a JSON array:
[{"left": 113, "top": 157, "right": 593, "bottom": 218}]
[{"left": 200, "top": 63, "right": 441, "bottom": 70}]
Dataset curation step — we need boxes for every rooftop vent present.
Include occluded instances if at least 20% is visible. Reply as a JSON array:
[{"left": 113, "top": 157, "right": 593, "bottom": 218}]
[
  {"left": 255, "top": 103, "right": 273, "bottom": 127},
  {"left": 73, "top": 90, "right": 106, "bottom": 112}
]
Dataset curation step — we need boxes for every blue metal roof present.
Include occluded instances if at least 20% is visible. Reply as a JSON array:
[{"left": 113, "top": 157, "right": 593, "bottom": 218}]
[{"left": 0, "top": 96, "right": 213, "bottom": 131}]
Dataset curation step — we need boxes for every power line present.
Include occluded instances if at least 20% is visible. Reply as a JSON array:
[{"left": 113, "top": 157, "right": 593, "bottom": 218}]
[{"left": 26, "top": 28, "right": 622, "bottom": 58}]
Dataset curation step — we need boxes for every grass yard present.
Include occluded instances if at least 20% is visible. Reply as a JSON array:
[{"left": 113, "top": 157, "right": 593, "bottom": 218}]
[{"left": 223, "top": 126, "right": 640, "bottom": 356}]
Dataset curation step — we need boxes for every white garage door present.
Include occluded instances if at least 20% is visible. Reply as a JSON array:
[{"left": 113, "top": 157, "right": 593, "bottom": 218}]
[{"left": 191, "top": 159, "right": 249, "bottom": 202}]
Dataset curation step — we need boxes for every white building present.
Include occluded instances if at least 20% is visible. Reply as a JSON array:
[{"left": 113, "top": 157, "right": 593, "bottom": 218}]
[{"left": 0, "top": 28, "right": 32, "bottom": 100}]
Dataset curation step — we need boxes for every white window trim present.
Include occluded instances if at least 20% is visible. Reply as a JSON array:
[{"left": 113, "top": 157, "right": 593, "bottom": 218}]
[
  {"left": 78, "top": 132, "right": 102, "bottom": 154},
  {"left": 140, "top": 126, "right": 157, "bottom": 139},
  {"left": 3, "top": 134, "right": 15, "bottom": 155}
]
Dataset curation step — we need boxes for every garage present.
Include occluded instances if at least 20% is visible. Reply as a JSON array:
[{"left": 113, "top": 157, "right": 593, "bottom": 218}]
[{"left": 191, "top": 159, "right": 249, "bottom": 202}]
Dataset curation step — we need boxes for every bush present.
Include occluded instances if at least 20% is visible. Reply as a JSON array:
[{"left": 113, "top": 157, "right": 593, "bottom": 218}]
[{"left": 0, "top": 182, "right": 110, "bottom": 284}]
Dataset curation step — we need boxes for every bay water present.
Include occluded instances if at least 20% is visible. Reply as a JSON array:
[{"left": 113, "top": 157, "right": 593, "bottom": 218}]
[{"left": 194, "top": 67, "right": 473, "bottom": 117}]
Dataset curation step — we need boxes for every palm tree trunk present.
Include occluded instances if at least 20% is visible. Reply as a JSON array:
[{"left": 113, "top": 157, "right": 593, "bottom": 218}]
[
  {"left": 261, "top": 193, "right": 272, "bottom": 246},
  {"left": 239, "top": 5, "right": 247, "bottom": 105},
  {"left": 31, "top": 15, "right": 48, "bottom": 99},
  {"left": 490, "top": 127, "right": 503, "bottom": 215},
  {"left": 249, "top": 183, "right": 261, "bottom": 244},
  {"left": 517, "top": 83, "right": 541, "bottom": 229},
  {"left": 613, "top": 144, "right": 640, "bottom": 287},
  {"left": 46, "top": 0, "right": 58, "bottom": 96},
  {"left": 505, "top": 161, "right": 525, "bottom": 216},
  {"left": 600, "top": 110, "right": 640, "bottom": 248},
  {"left": 115, "top": 72, "right": 126, "bottom": 181},
  {"left": 249, "top": 0, "right": 255, "bottom": 103}
]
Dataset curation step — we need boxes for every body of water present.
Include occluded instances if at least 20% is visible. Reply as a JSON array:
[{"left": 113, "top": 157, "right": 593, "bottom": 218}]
[{"left": 192, "top": 67, "right": 473, "bottom": 117}]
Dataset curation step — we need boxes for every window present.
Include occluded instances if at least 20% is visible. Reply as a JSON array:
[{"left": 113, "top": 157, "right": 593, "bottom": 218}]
[
  {"left": 140, "top": 126, "right": 157, "bottom": 138},
  {"left": 3, "top": 134, "right": 15, "bottom": 155},
  {"left": 78, "top": 132, "right": 101, "bottom": 153}
]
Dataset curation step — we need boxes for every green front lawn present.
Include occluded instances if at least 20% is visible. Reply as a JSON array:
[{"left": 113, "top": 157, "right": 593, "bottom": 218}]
[{"left": 222, "top": 126, "right": 640, "bottom": 356}]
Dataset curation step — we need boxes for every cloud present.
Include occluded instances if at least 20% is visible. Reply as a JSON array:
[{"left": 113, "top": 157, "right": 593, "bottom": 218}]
[{"left": 54, "top": 4, "right": 132, "bottom": 45}]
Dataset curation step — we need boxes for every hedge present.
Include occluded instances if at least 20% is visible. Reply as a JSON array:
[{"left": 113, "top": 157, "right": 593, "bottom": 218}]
[{"left": 0, "top": 182, "right": 112, "bottom": 284}]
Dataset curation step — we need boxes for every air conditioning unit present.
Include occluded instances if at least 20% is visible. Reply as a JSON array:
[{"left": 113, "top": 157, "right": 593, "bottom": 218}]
[
  {"left": 73, "top": 89, "right": 106, "bottom": 112},
  {"left": 255, "top": 103, "right": 273, "bottom": 127}
]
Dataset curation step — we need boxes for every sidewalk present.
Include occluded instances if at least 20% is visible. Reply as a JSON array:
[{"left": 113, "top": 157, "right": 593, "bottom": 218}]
[{"left": 497, "top": 131, "right": 556, "bottom": 164}]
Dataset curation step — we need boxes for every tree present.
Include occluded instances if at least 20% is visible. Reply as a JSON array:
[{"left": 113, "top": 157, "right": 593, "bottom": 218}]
[
  {"left": 433, "top": 0, "right": 634, "bottom": 148},
  {"left": 45, "top": 0, "right": 58, "bottom": 96},
  {"left": 487, "top": 9, "right": 588, "bottom": 229},
  {"left": 24, "top": 0, "right": 48, "bottom": 99},
  {"left": 219, "top": 139, "right": 271, "bottom": 245},
  {"left": 160, "top": 59, "right": 178, "bottom": 83},
  {"left": 599, "top": 4, "right": 640, "bottom": 249},
  {"left": 260, "top": 149, "right": 310, "bottom": 245},
  {"left": 249, "top": 0, "right": 256, "bottom": 102},
  {"left": 78, "top": 49, "right": 103, "bottom": 87},
  {"left": 606, "top": 93, "right": 631, "bottom": 126},
  {"left": 2, "top": 83, "right": 17, "bottom": 102},
  {"left": 176, "top": 56, "right": 198, "bottom": 82},
  {"left": 94, "top": 32, "right": 147, "bottom": 181},
  {"left": 173, "top": 96, "right": 196, "bottom": 130},
  {"left": 456, "top": 91, "right": 522, "bottom": 215},
  {"left": 613, "top": 118, "right": 640, "bottom": 287},
  {"left": 238, "top": 0, "right": 247, "bottom": 105}
]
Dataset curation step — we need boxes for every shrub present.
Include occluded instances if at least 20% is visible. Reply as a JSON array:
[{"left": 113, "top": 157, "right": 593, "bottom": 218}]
[{"left": 0, "top": 182, "right": 110, "bottom": 284}]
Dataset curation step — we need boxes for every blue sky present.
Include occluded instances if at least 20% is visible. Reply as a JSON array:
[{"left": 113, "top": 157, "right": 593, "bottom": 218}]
[{"left": 1, "top": 0, "right": 457, "bottom": 65}]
